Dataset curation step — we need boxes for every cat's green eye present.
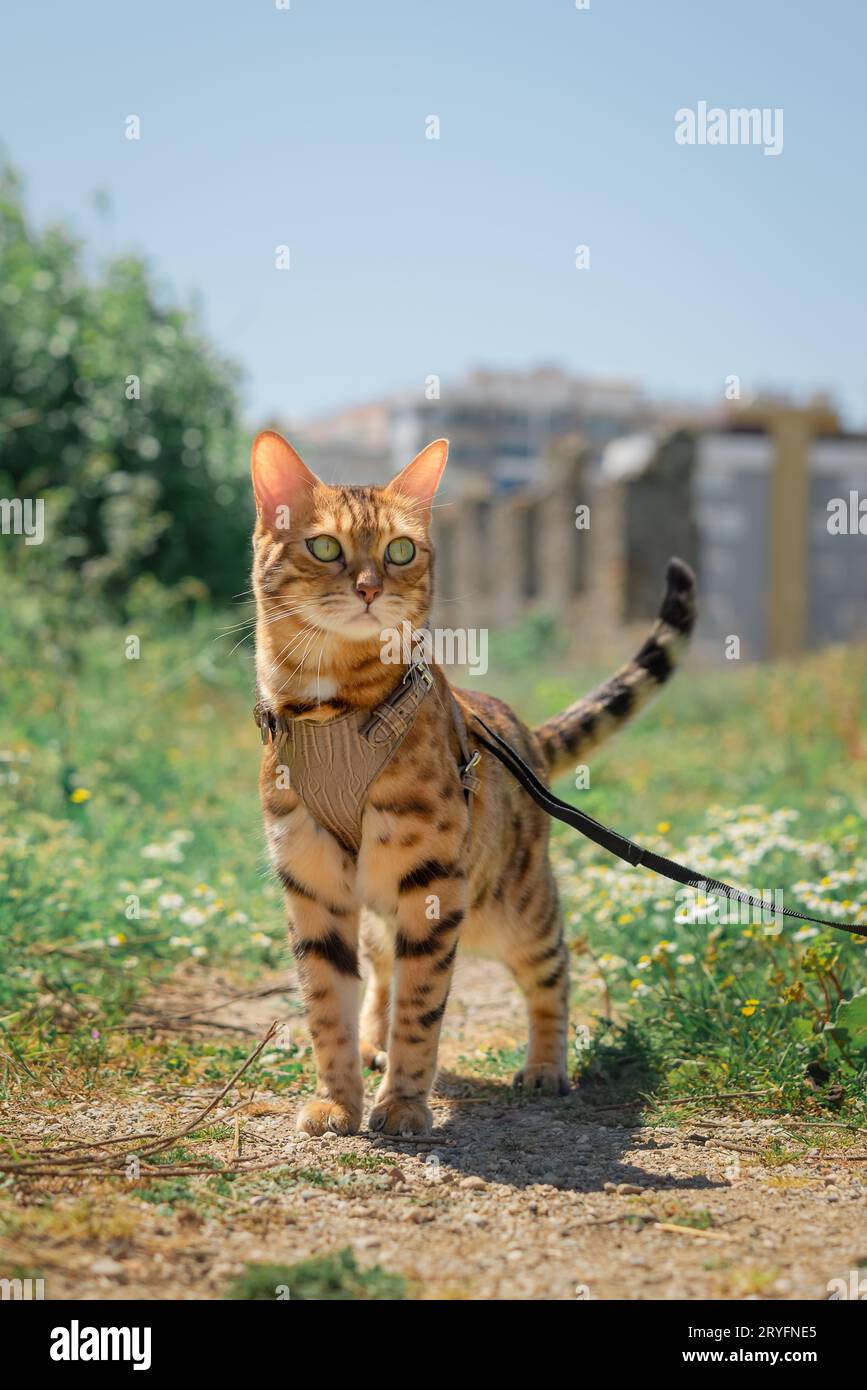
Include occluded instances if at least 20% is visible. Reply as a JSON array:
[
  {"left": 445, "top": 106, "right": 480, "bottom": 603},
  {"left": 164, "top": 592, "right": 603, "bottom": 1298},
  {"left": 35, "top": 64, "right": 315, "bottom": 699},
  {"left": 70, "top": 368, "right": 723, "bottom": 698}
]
[
  {"left": 306, "top": 535, "right": 342, "bottom": 562},
  {"left": 385, "top": 537, "right": 416, "bottom": 566}
]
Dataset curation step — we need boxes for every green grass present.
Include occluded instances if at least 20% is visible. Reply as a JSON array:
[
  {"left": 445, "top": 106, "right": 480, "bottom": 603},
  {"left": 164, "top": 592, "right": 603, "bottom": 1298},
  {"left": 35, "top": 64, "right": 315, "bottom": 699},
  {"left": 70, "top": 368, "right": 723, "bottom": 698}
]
[
  {"left": 2, "top": 585, "right": 866, "bottom": 1125},
  {"left": 337, "top": 1152, "right": 397, "bottom": 1171},
  {"left": 0, "top": 572, "right": 290, "bottom": 1095},
  {"left": 225, "top": 1249, "right": 406, "bottom": 1301},
  {"left": 137, "top": 1178, "right": 197, "bottom": 1208},
  {"left": 478, "top": 620, "right": 867, "bottom": 1117}
]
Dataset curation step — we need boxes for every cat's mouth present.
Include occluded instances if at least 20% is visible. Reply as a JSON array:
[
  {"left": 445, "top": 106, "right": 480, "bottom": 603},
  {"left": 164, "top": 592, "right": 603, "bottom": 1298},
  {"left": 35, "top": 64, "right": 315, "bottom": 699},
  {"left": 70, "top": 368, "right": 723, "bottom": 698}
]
[
  {"left": 312, "top": 601, "right": 384, "bottom": 640},
  {"left": 306, "top": 595, "right": 421, "bottom": 643},
  {"left": 352, "top": 606, "right": 381, "bottom": 627}
]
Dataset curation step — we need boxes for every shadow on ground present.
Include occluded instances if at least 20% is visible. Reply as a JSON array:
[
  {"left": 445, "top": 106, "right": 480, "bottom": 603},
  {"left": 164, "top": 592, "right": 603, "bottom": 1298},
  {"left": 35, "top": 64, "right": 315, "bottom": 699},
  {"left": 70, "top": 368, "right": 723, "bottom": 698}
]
[{"left": 370, "top": 1065, "right": 726, "bottom": 1196}]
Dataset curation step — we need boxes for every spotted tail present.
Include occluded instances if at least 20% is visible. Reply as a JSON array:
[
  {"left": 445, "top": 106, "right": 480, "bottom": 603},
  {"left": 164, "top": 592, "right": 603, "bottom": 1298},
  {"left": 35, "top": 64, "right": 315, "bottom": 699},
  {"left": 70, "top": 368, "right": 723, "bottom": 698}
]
[{"left": 534, "top": 558, "right": 697, "bottom": 779}]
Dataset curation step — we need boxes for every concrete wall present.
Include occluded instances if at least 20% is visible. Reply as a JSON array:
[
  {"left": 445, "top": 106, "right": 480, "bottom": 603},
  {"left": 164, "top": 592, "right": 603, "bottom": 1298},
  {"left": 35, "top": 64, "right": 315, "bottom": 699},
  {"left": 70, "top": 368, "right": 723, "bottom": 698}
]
[
  {"left": 429, "top": 435, "right": 634, "bottom": 654},
  {"left": 430, "top": 438, "right": 592, "bottom": 635},
  {"left": 431, "top": 411, "right": 867, "bottom": 662}
]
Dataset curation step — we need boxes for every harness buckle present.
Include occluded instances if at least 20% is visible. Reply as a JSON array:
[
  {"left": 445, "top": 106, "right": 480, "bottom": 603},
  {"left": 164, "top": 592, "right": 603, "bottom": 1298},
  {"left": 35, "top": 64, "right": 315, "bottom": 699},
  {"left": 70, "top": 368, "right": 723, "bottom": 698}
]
[
  {"left": 404, "top": 658, "right": 433, "bottom": 689},
  {"left": 460, "top": 749, "right": 482, "bottom": 794}
]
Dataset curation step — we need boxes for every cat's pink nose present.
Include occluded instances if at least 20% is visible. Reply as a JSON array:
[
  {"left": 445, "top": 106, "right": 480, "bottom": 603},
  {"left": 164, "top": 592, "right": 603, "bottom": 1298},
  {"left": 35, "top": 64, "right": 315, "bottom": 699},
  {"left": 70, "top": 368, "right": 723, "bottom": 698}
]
[{"left": 356, "top": 571, "right": 382, "bottom": 606}]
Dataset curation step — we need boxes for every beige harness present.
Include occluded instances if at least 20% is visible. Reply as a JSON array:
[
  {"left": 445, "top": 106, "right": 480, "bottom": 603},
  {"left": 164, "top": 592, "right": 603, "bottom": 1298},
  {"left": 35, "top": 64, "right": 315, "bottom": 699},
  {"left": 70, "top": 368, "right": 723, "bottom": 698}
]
[{"left": 254, "top": 659, "right": 481, "bottom": 853}]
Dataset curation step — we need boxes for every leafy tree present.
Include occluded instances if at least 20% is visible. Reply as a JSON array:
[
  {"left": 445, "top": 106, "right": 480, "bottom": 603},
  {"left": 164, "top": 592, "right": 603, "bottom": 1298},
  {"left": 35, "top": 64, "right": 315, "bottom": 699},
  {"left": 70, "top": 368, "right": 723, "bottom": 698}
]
[{"left": 0, "top": 163, "right": 252, "bottom": 606}]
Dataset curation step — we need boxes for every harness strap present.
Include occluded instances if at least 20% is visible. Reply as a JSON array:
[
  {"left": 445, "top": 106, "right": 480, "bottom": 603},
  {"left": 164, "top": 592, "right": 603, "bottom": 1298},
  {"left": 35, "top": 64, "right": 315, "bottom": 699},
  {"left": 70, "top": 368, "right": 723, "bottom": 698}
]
[
  {"left": 470, "top": 714, "right": 867, "bottom": 940},
  {"left": 361, "top": 660, "right": 434, "bottom": 748},
  {"left": 253, "top": 660, "right": 479, "bottom": 847}
]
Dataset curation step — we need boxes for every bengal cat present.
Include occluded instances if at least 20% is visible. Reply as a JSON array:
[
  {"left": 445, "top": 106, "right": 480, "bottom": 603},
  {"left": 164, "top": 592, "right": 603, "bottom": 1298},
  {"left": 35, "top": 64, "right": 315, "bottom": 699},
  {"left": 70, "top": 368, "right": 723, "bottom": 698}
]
[{"left": 251, "top": 430, "right": 695, "bottom": 1136}]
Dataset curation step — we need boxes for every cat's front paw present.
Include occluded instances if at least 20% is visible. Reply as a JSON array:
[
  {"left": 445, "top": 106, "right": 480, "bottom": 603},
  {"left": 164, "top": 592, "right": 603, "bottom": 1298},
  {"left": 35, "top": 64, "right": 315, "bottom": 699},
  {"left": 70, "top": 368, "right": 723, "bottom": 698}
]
[
  {"left": 512, "top": 1063, "right": 570, "bottom": 1097},
  {"left": 296, "top": 1097, "right": 361, "bottom": 1136},
  {"left": 368, "top": 1096, "right": 432, "bottom": 1136}
]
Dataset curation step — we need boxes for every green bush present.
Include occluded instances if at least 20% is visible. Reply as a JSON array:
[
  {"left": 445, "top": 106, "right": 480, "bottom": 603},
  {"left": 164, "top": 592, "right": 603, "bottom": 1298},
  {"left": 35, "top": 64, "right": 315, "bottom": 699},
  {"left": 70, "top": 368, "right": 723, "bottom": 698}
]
[{"left": 0, "top": 162, "right": 252, "bottom": 606}]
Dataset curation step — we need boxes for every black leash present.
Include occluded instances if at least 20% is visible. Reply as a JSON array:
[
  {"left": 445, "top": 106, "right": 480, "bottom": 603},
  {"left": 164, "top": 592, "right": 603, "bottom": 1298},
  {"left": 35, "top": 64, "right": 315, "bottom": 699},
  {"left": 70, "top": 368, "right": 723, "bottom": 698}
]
[{"left": 471, "top": 715, "right": 866, "bottom": 939}]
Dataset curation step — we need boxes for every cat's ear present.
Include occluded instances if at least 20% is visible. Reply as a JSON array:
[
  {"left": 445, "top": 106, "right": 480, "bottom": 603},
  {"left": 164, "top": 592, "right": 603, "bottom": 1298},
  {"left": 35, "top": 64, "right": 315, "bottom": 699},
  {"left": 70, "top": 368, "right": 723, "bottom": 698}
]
[
  {"left": 385, "top": 439, "right": 448, "bottom": 521},
  {"left": 251, "top": 430, "right": 320, "bottom": 530}
]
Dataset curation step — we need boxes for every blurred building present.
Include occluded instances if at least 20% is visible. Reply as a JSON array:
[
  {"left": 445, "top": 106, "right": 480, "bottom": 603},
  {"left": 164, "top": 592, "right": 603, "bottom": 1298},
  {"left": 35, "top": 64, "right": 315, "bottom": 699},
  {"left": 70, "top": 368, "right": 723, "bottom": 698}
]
[
  {"left": 266, "top": 400, "right": 393, "bottom": 488},
  {"left": 279, "top": 378, "right": 866, "bottom": 662},
  {"left": 390, "top": 366, "right": 649, "bottom": 492},
  {"left": 429, "top": 398, "right": 867, "bottom": 661},
  {"left": 611, "top": 399, "right": 867, "bottom": 660},
  {"left": 284, "top": 365, "right": 655, "bottom": 496}
]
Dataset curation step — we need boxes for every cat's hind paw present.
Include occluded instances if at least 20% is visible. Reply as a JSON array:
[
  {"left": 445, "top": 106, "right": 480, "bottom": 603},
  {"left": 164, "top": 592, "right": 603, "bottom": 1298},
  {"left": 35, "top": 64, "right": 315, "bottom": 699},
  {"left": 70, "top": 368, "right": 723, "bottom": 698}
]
[
  {"left": 512, "top": 1063, "right": 570, "bottom": 1097},
  {"left": 360, "top": 1040, "right": 388, "bottom": 1071}
]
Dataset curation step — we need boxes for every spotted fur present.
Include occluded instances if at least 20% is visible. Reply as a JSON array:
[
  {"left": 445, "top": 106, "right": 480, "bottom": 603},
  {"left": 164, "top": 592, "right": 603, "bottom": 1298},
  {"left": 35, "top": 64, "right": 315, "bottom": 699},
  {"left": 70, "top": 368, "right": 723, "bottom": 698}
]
[{"left": 251, "top": 431, "right": 695, "bottom": 1136}]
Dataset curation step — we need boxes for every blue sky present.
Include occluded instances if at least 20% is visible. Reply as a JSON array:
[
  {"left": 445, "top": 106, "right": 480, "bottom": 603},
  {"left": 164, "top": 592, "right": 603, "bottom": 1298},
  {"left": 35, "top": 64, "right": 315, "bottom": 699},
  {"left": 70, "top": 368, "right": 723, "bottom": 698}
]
[{"left": 2, "top": 0, "right": 866, "bottom": 427}]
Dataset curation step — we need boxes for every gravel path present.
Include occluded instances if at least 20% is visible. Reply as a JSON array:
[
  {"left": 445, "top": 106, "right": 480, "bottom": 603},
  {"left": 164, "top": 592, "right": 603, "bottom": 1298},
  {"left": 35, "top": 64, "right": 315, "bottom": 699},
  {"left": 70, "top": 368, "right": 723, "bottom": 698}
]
[{"left": 4, "top": 957, "right": 866, "bottom": 1301}]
